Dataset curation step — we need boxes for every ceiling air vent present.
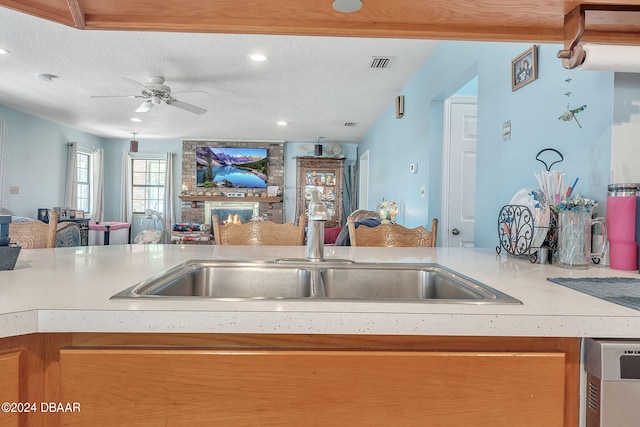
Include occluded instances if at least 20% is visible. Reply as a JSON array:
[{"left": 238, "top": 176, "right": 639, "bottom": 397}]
[
  {"left": 370, "top": 56, "right": 394, "bottom": 69},
  {"left": 343, "top": 122, "right": 358, "bottom": 127}
]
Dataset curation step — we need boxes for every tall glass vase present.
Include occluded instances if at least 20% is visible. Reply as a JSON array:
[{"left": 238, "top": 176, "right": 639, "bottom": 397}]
[{"left": 557, "top": 211, "right": 606, "bottom": 269}]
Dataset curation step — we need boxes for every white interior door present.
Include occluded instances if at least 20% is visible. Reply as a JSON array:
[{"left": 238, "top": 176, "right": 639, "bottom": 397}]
[
  {"left": 358, "top": 150, "right": 369, "bottom": 210},
  {"left": 442, "top": 97, "right": 477, "bottom": 247}
]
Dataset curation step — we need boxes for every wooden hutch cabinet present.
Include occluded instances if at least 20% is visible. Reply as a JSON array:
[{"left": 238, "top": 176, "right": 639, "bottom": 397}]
[{"left": 295, "top": 157, "right": 345, "bottom": 227}]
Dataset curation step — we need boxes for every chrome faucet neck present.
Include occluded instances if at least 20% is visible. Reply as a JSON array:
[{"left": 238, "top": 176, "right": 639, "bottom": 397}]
[{"left": 306, "top": 189, "right": 329, "bottom": 261}]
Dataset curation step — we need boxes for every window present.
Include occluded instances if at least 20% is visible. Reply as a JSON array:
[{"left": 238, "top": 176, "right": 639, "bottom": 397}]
[
  {"left": 77, "top": 151, "right": 91, "bottom": 213},
  {"left": 132, "top": 158, "right": 166, "bottom": 214}
]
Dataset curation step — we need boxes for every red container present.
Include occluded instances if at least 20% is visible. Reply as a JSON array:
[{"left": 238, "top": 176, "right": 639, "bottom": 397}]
[{"left": 607, "top": 184, "right": 638, "bottom": 270}]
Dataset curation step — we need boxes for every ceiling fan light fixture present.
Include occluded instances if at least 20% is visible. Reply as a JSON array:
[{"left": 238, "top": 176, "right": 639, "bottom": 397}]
[{"left": 332, "top": 0, "right": 362, "bottom": 13}]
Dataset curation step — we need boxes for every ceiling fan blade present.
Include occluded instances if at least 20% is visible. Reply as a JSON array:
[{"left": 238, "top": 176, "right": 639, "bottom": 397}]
[
  {"left": 171, "top": 90, "right": 210, "bottom": 97},
  {"left": 122, "top": 77, "right": 152, "bottom": 92},
  {"left": 90, "top": 95, "right": 141, "bottom": 99},
  {"left": 135, "top": 100, "right": 154, "bottom": 113},
  {"left": 166, "top": 99, "right": 207, "bottom": 115}
]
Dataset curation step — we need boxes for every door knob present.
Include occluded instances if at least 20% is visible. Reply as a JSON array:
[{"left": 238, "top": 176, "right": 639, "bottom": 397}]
[{"left": 451, "top": 228, "right": 460, "bottom": 236}]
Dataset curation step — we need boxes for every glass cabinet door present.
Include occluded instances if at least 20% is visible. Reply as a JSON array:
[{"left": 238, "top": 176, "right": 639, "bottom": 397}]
[
  {"left": 304, "top": 170, "right": 337, "bottom": 219},
  {"left": 296, "top": 157, "right": 345, "bottom": 227}
]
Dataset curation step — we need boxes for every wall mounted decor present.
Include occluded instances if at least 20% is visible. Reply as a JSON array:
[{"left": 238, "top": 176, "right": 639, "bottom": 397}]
[
  {"left": 512, "top": 45, "right": 538, "bottom": 91},
  {"left": 558, "top": 77, "right": 587, "bottom": 128}
]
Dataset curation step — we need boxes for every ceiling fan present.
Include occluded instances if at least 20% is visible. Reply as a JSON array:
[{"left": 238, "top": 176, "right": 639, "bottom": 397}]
[{"left": 91, "top": 76, "right": 207, "bottom": 115}]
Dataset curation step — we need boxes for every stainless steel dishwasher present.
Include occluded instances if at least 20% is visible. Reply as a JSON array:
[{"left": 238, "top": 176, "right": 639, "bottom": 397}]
[{"left": 584, "top": 338, "right": 640, "bottom": 427}]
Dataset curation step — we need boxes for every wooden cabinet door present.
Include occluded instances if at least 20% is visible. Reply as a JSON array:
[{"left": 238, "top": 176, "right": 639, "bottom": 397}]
[
  {"left": 0, "top": 351, "right": 20, "bottom": 427},
  {"left": 59, "top": 349, "right": 565, "bottom": 426}
]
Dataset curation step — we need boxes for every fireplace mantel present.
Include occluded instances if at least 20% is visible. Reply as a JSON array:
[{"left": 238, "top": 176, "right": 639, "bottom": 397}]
[{"left": 179, "top": 195, "right": 283, "bottom": 208}]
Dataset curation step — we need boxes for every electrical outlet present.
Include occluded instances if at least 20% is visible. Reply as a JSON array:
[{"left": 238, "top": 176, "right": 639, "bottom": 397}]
[
  {"left": 419, "top": 186, "right": 426, "bottom": 198},
  {"left": 9, "top": 186, "right": 19, "bottom": 194}
]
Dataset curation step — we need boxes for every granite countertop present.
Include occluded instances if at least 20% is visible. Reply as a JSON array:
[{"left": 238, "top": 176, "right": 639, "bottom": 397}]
[{"left": 1, "top": 244, "right": 640, "bottom": 339}]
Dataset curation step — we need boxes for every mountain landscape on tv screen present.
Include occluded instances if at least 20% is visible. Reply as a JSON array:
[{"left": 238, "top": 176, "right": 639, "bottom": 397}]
[{"left": 196, "top": 147, "right": 268, "bottom": 188}]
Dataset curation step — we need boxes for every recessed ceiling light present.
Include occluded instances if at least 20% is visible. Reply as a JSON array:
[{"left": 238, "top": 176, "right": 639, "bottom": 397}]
[
  {"left": 131, "top": 117, "right": 142, "bottom": 122},
  {"left": 249, "top": 53, "right": 267, "bottom": 62},
  {"left": 332, "top": 0, "right": 363, "bottom": 13},
  {"left": 0, "top": 49, "right": 9, "bottom": 55},
  {"left": 277, "top": 121, "right": 288, "bottom": 126}
]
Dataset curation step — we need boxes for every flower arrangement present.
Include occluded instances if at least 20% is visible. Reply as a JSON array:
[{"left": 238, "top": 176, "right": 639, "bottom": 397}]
[
  {"left": 377, "top": 198, "right": 398, "bottom": 222},
  {"left": 554, "top": 194, "right": 597, "bottom": 213}
]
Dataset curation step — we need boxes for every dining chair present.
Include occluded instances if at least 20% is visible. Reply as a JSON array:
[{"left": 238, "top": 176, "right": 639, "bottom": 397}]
[
  {"left": 213, "top": 215, "right": 306, "bottom": 246},
  {"left": 347, "top": 216, "right": 438, "bottom": 247},
  {"left": 9, "top": 209, "right": 59, "bottom": 249}
]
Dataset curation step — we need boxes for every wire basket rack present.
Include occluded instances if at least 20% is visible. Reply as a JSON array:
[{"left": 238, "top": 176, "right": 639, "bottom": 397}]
[{"left": 496, "top": 204, "right": 558, "bottom": 263}]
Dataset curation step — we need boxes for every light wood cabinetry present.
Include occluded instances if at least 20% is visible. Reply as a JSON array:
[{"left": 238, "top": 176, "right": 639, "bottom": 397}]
[
  {"left": 0, "top": 351, "right": 20, "bottom": 427},
  {"left": 295, "top": 157, "right": 345, "bottom": 227},
  {"left": 0, "top": 333, "right": 580, "bottom": 426},
  {"left": 59, "top": 348, "right": 566, "bottom": 426}
]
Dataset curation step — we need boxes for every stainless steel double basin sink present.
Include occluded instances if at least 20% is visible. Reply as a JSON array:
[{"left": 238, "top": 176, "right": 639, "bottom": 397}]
[{"left": 111, "top": 260, "right": 521, "bottom": 304}]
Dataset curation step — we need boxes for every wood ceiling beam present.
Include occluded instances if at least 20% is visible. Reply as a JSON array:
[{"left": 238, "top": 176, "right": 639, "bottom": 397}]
[
  {"left": 79, "top": 14, "right": 562, "bottom": 43},
  {"left": 0, "top": 0, "right": 73, "bottom": 26},
  {"left": 66, "top": 0, "right": 85, "bottom": 29},
  {"left": 0, "top": 0, "right": 638, "bottom": 46}
]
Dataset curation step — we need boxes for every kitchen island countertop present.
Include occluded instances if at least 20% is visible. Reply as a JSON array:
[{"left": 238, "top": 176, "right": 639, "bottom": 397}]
[{"left": 1, "top": 244, "right": 639, "bottom": 339}]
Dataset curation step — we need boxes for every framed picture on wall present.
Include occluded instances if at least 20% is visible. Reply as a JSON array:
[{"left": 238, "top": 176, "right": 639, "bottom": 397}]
[
  {"left": 511, "top": 45, "right": 538, "bottom": 91},
  {"left": 37, "top": 208, "right": 49, "bottom": 221}
]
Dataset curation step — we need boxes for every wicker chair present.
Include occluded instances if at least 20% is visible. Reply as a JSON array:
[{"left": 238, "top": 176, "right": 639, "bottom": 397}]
[
  {"left": 347, "top": 216, "right": 438, "bottom": 247},
  {"left": 9, "top": 210, "right": 59, "bottom": 249},
  {"left": 213, "top": 215, "right": 306, "bottom": 246}
]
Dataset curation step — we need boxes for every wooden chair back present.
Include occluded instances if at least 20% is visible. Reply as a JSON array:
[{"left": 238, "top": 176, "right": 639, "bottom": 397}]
[
  {"left": 213, "top": 215, "right": 306, "bottom": 246},
  {"left": 348, "top": 216, "right": 438, "bottom": 247},
  {"left": 9, "top": 209, "right": 59, "bottom": 249}
]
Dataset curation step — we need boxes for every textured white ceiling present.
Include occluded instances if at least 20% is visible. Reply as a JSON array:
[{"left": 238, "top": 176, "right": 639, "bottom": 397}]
[{"left": 0, "top": 7, "right": 438, "bottom": 143}]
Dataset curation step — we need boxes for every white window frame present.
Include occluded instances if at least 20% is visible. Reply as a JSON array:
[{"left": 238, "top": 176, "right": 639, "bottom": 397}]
[
  {"left": 131, "top": 154, "right": 166, "bottom": 215},
  {"left": 77, "top": 148, "right": 92, "bottom": 215}
]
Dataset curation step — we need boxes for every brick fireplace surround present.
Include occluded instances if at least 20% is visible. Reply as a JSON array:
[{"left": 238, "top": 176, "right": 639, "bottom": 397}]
[{"left": 179, "top": 140, "right": 285, "bottom": 224}]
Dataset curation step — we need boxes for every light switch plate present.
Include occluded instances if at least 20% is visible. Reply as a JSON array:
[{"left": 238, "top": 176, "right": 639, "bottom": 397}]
[
  {"left": 503, "top": 120, "right": 511, "bottom": 141},
  {"left": 409, "top": 163, "right": 418, "bottom": 173}
]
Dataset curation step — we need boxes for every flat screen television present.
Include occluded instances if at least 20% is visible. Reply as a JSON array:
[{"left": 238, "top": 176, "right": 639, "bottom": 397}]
[{"left": 196, "top": 147, "right": 268, "bottom": 188}]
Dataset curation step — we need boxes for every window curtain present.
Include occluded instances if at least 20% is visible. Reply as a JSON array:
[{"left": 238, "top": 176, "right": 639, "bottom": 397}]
[
  {"left": 64, "top": 142, "right": 78, "bottom": 208},
  {"left": 91, "top": 148, "right": 105, "bottom": 222},
  {"left": 0, "top": 120, "right": 7, "bottom": 209},
  {"left": 120, "top": 152, "right": 133, "bottom": 224},
  {"left": 163, "top": 152, "right": 175, "bottom": 243}
]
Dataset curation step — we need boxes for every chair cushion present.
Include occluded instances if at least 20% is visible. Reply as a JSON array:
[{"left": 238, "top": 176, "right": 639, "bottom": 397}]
[
  {"left": 55, "top": 223, "right": 81, "bottom": 247},
  {"left": 324, "top": 226, "right": 342, "bottom": 244}
]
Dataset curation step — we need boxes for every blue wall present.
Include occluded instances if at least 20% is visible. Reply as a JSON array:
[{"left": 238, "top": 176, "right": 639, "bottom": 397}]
[
  {"left": 1, "top": 105, "right": 104, "bottom": 217},
  {"left": 359, "top": 41, "right": 614, "bottom": 247}
]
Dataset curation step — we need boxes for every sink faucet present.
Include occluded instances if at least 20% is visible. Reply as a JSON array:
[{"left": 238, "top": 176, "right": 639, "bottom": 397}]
[{"left": 306, "top": 189, "right": 330, "bottom": 261}]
